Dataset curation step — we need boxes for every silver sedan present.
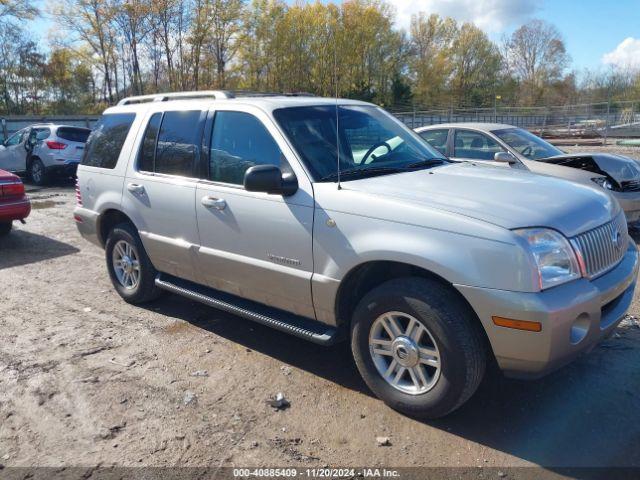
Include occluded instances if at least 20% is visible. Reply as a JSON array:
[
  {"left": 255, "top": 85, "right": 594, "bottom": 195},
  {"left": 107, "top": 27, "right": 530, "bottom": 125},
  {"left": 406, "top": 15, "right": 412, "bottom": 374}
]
[{"left": 415, "top": 123, "right": 640, "bottom": 225}]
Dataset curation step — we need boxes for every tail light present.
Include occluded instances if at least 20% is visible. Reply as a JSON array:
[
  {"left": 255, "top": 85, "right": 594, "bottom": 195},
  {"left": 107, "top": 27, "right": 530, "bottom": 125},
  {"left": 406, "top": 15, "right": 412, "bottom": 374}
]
[
  {"left": 1, "top": 181, "right": 25, "bottom": 198},
  {"left": 75, "top": 178, "right": 83, "bottom": 206},
  {"left": 46, "top": 140, "right": 67, "bottom": 150}
]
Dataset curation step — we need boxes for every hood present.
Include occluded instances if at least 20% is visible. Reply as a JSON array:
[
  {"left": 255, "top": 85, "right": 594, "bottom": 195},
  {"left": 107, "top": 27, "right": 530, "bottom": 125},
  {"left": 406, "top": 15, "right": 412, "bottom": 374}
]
[
  {"left": 343, "top": 162, "right": 617, "bottom": 238},
  {"left": 521, "top": 159, "right": 605, "bottom": 186},
  {"left": 542, "top": 152, "right": 640, "bottom": 184}
]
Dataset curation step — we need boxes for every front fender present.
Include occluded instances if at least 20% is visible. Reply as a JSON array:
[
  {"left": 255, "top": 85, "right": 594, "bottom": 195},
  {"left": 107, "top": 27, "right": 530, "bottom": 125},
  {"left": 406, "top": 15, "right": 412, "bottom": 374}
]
[{"left": 311, "top": 206, "right": 534, "bottom": 325}]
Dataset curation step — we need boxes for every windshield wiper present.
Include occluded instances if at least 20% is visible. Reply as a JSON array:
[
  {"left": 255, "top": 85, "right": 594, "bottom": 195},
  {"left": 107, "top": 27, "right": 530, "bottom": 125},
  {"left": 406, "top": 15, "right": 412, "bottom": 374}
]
[
  {"left": 405, "top": 158, "right": 449, "bottom": 169},
  {"left": 318, "top": 159, "right": 448, "bottom": 183},
  {"left": 318, "top": 166, "right": 409, "bottom": 182}
]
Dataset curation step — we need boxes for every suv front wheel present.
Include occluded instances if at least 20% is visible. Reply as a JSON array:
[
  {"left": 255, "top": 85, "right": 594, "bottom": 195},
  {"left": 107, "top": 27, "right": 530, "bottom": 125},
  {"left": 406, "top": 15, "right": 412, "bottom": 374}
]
[
  {"left": 105, "top": 223, "right": 163, "bottom": 304},
  {"left": 351, "top": 277, "right": 486, "bottom": 418}
]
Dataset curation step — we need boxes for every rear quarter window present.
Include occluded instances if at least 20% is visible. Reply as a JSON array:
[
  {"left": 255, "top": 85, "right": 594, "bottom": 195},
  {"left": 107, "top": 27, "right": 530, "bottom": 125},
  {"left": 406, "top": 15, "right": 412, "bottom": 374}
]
[
  {"left": 82, "top": 113, "right": 135, "bottom": 169},
  {"left": 57, "top": 127, "right": 91, "bottom": 143}
]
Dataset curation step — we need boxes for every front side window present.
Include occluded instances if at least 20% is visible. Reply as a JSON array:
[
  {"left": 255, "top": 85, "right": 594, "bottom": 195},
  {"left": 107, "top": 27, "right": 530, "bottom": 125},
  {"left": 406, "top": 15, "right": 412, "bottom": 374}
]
[
  {"left": 493, "top": 128, "right": 563, "bottom": 160},
  {"left": 155, "top": 110, "right": 202, "bottom": 177},
  {"left": 419, "top": 129, "right": 449, "bottom": 155},
  {"left": 209, "top": 111, "right": 283, "bottom": 185},
  {"left": 4, "top": 131, "right": 23, "bottom": 146},
  {"left": 82, "top": 113, "right": 135, "bottom": 169},
  {"left": 453, "top": 130, "right": 504, "bottom": 160},
  {"left": 273, "top": 105, "right": 446, "bottom": 182}
]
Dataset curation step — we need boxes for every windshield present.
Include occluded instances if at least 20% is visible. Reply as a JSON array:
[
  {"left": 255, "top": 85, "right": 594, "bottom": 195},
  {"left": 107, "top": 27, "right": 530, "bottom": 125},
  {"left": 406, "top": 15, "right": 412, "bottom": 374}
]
[
  {"left": 273, "top": 105, "right": 447, "bottom": 181},
  {"left": 492, "top": 128, "right": 563, "bottom": 160}
]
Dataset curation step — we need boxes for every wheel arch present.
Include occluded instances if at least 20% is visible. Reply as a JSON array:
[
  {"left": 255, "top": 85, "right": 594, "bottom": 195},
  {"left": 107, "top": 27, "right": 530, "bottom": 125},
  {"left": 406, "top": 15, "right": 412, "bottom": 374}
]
[
  {"left": 97, "top": 209, "right": 137, "bottom": 247},
  {"left": 334, "top": 260, "right": 493, "bottom": 357}
]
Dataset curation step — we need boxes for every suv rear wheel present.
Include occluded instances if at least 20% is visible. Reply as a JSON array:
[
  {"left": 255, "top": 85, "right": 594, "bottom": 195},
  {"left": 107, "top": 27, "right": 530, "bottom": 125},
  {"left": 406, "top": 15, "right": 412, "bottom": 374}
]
[
  {"left": 29, "top": 158, "right": 47, "bottom": 186},
  {"left": 105, "top": 222, "right": 163, "bottom": 304},
  {"left": 351, "top": 277, "right": 486, "bottom": 418}
]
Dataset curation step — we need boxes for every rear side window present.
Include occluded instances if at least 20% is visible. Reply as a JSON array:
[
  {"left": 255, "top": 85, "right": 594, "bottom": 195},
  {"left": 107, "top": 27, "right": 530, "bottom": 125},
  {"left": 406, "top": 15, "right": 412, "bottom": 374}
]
[
  {"left": 138, "top": 113, "right": 162, "bottom": 172},
  {"left": 82, "top": 113, "right": 135, "bottom": 169},
  {"left": 154, "top": 110, "right": 202, "bottom": 177},
  {"left": 35, "top": 128, "right": 51, "bottom": 140},
  {"left": 419, "top": 129, "right": 448, "bottom": 155},
  {"left": 57, "top": 127, "right": 91, "bottom": 143},
  {"left": 210, "top": 111, "right": 282, "bottom": 185}
]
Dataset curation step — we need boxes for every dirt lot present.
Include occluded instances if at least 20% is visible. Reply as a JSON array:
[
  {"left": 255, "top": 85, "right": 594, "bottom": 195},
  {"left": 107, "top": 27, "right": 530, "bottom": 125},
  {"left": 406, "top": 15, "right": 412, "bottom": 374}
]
[{"left": 2, "top": 150, "right": 640, "bottom": 475}]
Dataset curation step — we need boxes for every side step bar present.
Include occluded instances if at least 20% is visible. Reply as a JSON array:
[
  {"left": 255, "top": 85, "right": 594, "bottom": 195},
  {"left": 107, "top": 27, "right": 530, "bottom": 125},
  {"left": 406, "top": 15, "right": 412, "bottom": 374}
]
[{"left": 155, "top": 273, "right": 341, "bottom": 346}]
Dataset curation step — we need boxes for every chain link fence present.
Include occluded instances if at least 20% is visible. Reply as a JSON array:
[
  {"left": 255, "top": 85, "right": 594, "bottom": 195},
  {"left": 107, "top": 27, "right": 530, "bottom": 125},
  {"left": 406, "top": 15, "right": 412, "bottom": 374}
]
[
  {"left": 392, "top": 100, "right": 640, "bottom": 139},
  {"left": 1, "top": 100, "right": 640, "bottom": 143}
]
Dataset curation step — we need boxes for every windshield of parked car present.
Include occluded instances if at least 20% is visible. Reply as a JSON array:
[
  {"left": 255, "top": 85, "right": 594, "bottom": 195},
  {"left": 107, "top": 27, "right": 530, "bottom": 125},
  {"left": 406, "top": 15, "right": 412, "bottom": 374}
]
[
  {"left": 492, "top": 128, "right": 563, "bottom": 160},
  {"left": 273, "top": 105, "right": 447, "bottom": 181}
]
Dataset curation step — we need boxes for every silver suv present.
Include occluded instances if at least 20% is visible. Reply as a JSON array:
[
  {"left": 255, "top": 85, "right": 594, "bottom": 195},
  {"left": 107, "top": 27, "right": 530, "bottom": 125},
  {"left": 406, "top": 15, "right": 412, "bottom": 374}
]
[
  {"left": 0, "top": 123, "right": 91, "bottom": 185},
  {"left": 74, "top": 91, "right": 638, "bottom": 418}
]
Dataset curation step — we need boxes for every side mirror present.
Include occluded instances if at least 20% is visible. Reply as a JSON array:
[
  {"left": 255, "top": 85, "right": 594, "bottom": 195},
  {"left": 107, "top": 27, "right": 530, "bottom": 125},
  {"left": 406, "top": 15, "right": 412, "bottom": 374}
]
[
  {"left": 244, "top": 164, "right": 298, "bottom": 196},
  {"left": 494, "top": 152, "right": 517, "bottom": 164}
]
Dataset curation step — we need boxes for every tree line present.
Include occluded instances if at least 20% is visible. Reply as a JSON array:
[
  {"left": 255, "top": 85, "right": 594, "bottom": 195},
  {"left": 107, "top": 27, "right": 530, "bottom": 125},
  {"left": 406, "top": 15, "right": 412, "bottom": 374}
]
[{"left": 1, "top": 0, "right": 639, "bottom": 115}]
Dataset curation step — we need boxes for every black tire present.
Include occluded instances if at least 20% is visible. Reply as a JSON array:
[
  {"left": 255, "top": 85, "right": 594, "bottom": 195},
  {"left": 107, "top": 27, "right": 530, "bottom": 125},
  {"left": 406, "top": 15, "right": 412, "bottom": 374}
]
[
  {"left": 105, "top": 222, "right": 163, "bottom": 304},
  {"left": 351, "top": 277, "right": 486, "bottom": 418},
  {"left": 0, "top": 222, "right": 12, "bottom": 236},
  {"left": 29, "top": 158, "right": 48, "bottom": 186}
]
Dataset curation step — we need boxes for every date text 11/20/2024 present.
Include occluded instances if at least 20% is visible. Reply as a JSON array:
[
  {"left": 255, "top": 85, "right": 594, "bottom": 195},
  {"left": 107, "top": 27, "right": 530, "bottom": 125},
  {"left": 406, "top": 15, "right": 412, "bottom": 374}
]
[{"left": 233, "top": 468, "right": 401, "bottom": 477}]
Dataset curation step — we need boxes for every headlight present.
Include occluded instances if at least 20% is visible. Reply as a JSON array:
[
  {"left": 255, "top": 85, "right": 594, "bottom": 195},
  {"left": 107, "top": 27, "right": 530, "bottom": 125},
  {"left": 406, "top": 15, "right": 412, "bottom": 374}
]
[
  {"left": 592, "top": 177, "right": 613, "bottom": 190},
  {"left": 514, "top": 228, "right": 581, "bottom": 290}
]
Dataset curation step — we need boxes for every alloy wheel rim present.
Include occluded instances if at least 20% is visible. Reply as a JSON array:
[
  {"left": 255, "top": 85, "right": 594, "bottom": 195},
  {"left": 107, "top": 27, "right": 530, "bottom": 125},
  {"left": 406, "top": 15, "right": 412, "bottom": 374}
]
[
  {"left": 112, "top": 240, "right": 141, "bottom": 290},
  {"left": 32, "top": 163, "right": 42, "bottom": 182},
  {"left": 369, "top": 311, "right": 441, "bottom": 395}
]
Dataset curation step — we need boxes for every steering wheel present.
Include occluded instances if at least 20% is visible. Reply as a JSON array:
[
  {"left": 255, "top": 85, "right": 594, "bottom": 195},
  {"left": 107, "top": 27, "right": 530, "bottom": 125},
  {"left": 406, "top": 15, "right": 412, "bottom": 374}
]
[
  {"left": 361, "top": 141, "right": 392, "bottom": 164},
  {"left": 521, "top": 145, "right": 532, "bottom": 157}
]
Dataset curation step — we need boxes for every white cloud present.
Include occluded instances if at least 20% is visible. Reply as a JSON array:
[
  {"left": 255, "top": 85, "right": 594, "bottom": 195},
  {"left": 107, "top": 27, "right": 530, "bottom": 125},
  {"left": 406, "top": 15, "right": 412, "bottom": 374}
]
[
  {"left": 386, "top": 0, "right": 542, "bottom": 33},
  {"left": 602, "top": 37, "right": 640, "bottom": 71}
]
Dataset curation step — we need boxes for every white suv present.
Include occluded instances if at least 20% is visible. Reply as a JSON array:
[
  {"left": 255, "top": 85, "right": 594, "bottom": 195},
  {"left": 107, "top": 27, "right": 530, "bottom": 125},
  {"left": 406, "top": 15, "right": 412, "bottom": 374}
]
[
  {"left": 0, "top": 123, "right": 91, "bottom": 185},
  {"left": 74, "top": 91, "right": 638, "bottom": 418}
]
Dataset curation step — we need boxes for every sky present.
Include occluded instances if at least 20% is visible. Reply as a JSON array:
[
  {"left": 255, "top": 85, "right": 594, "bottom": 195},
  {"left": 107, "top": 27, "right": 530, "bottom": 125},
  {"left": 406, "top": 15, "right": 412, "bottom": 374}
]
[
  {"left": 386, "top": 0, "right": 640, "bottom": 73},
  {"left": 32, "top": 0, "right": 640, "bottom": 73}
]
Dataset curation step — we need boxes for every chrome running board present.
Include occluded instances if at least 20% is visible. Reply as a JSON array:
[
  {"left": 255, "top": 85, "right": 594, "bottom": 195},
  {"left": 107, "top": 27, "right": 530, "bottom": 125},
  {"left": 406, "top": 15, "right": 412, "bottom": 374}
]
[{"left": 155, "top": 273, "right": 341, "bottom": 346}]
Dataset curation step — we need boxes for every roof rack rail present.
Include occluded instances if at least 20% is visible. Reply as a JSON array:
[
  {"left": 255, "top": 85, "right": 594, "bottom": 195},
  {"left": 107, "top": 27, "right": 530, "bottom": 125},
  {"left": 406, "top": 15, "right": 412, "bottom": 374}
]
[
  {"left": 230, "top": 91, "right": 316, "bottom": 98},
  {"left": 117, "top": 90, "right": 233, "bottom": 106}
]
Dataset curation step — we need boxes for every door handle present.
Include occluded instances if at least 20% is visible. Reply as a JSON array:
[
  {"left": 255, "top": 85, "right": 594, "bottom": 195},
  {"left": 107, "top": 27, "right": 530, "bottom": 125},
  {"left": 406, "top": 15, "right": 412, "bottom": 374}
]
[
  {"left": 201, "top": 195, "right": 226, "bottom": 210},
  {"left": 127, "top": 183, "right": 145, "bottom": 195}
]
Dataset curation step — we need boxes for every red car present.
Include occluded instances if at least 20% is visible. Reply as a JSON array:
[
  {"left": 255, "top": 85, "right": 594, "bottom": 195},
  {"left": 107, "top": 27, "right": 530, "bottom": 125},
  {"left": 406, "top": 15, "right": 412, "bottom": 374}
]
[{"left": 0, "top": 169, "right": 30, "bottom": 235}]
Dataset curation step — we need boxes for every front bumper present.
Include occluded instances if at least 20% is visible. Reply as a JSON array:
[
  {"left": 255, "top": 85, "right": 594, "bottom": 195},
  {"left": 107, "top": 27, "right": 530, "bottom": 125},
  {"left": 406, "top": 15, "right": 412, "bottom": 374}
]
[
  {"left": 0, "top": 198, "right": 31, "bottom": 222},
  {"left": 612, "top": 191, "right": 640, "bottom": 224},
  {"left": 455, "top": 241, "right": 638, "bottom": 379}
]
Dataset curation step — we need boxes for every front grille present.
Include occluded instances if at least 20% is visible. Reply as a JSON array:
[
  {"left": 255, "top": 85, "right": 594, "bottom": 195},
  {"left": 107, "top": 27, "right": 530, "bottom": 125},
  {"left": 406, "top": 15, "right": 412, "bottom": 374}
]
[
  {"left": 571, "top": 212, "right": 628, "bottom": 279},
  {"left": 620, "top": 179, "right": 640, "bottom": 192}
]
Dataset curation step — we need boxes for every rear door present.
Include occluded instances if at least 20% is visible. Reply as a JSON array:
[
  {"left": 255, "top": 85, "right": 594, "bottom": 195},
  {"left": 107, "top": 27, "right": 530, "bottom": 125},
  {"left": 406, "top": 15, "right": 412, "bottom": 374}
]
[
  {"left": 123, "top": 109, "right": 205, "bottom": 283},
  {"left": 194, "top": 106, "right": 316, "bottom": 318}
]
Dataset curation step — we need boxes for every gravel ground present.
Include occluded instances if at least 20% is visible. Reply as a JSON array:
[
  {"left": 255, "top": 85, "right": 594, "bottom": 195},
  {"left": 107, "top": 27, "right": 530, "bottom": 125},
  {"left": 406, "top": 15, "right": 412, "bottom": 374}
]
[{"left": 1, "top": 152, "right": 640, "bottom": 474}]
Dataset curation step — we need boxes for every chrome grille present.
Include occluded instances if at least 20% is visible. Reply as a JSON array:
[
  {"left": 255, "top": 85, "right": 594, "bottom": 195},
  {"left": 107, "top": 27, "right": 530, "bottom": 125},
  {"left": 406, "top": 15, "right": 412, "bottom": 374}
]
[{"left": 571, "top": 212, "right": 628, "bottom": 279}]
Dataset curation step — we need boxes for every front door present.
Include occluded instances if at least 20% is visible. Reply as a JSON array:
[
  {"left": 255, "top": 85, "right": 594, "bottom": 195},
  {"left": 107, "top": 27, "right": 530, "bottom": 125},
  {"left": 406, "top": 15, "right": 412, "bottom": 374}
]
[
  {"left": 123, "top": 109, "right": 206, "bottom": 283},
  {"left": 450, "top": 129, "right": 511, "bottom": 167},
  {"left": 0, "top": 129, "right": 29, "bottom": 172},
  {"left": 195, "top": 107, "right": 316, "bottom": 319}
]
